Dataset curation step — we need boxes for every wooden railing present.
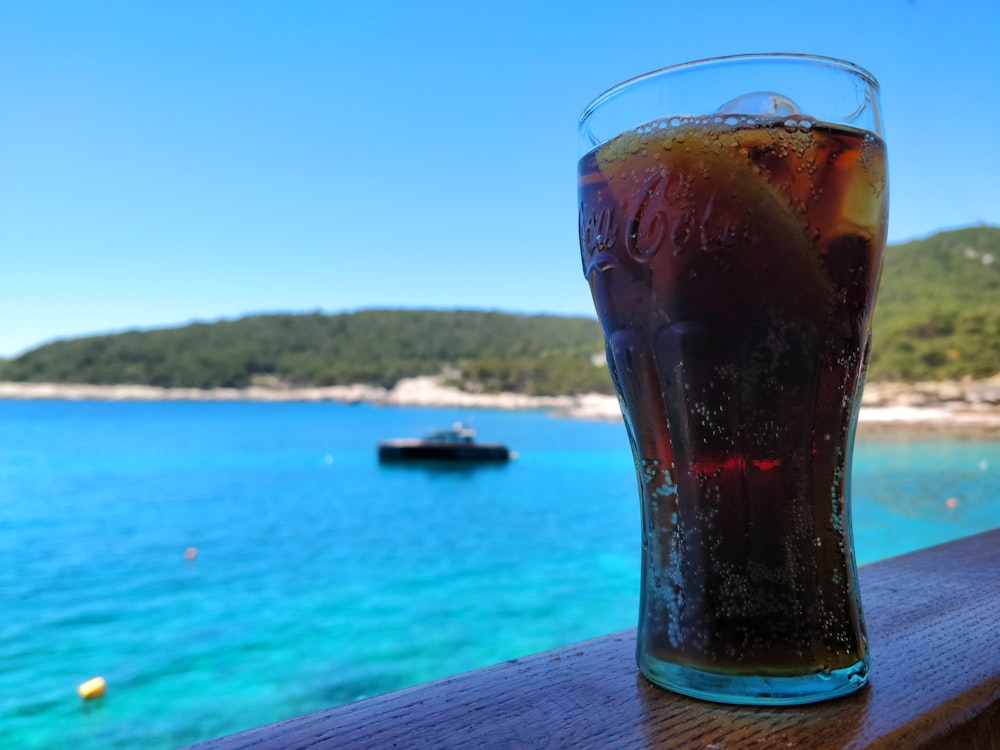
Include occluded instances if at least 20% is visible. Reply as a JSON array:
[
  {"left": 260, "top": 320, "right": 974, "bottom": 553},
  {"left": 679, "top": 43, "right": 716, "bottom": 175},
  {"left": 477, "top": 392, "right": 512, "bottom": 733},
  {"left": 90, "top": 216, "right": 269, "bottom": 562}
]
[{"left": 185, "top": 529, "right": 1000, "bottom": 749}]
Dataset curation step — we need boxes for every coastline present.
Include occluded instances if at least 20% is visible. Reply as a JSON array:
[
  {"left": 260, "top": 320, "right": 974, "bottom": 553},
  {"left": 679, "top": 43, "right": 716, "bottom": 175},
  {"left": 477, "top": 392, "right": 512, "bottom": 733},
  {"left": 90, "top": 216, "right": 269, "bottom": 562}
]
[
  {"left": 0, "top": 377, "right": 624, "bottom": 419},
  {"left": 1, "top": 376, "right": 998, "bottom": 436},
  {"left": 855, "top": 378, "right": 1000, "bottom": 438}
]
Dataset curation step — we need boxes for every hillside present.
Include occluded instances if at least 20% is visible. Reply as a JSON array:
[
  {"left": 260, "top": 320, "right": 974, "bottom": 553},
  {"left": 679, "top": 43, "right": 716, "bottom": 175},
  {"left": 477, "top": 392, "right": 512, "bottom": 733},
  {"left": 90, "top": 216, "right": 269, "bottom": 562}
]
[
  {"left": 0, "top": 310, "right": 612, "bottom": 396},
  {"left": 869, "top": 225, "right": 1000, "bottom": 381},
  {"left": 0, "top": 226, "right": 997, "bottom": 393}
]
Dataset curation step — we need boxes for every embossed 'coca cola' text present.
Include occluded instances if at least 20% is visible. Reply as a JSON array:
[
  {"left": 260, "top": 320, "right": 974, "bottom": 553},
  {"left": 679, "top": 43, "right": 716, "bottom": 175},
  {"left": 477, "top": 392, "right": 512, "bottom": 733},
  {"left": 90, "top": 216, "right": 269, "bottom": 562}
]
[
  {"left": 580, "top": 206, "right": 620, "bottom": 276},
  {"left": 581, "top": 164, "right": 709, "bottom": 277},
  {"left": 580, "top": 206, "right": 617, "bottom": 254},
  {"left": 626, "top": 174, "right": 668, "bottom": 263}
]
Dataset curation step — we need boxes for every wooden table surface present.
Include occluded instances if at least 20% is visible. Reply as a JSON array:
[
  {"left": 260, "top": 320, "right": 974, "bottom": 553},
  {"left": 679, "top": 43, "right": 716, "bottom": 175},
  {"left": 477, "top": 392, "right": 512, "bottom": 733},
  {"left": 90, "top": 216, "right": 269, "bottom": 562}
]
[{"left": 186, "top": 529, "right": 1000, "bottom": 749}]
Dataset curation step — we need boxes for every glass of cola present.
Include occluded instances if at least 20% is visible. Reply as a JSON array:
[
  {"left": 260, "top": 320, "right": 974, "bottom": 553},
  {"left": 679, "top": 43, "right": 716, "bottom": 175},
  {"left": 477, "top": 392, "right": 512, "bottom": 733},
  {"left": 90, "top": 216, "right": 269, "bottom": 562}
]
[{"left": 578, "top": 54, "right": 888, "bottom": 705}]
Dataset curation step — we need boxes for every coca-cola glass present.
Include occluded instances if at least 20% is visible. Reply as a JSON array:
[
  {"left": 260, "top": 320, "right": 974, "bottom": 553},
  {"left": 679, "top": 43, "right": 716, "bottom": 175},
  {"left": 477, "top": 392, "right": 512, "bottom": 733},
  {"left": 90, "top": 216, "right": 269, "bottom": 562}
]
[{"left": 578, "top": 54, "right": 887, "bottom": 704}]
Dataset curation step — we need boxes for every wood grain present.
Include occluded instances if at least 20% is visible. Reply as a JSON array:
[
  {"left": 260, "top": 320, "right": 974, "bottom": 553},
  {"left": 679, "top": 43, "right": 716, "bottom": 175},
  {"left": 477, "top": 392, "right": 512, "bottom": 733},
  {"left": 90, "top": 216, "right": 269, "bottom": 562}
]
[{"left": 185, "top": 529, "right": 1000, "bottom": 749}]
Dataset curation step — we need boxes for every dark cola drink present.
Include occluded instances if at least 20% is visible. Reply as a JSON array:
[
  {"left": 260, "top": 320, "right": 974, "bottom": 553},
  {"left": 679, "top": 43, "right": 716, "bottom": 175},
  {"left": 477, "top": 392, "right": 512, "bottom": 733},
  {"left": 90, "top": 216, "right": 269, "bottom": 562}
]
[{"left": 579, "top": 115, "right": 888, "bottom": 703}]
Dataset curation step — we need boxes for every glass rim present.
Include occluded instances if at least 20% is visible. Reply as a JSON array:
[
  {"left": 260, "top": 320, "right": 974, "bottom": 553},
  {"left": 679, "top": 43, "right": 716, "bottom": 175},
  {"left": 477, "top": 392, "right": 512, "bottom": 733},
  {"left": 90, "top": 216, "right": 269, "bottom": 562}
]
[{"left": 579, "top": 53, "right": 881, "bottom": 126}]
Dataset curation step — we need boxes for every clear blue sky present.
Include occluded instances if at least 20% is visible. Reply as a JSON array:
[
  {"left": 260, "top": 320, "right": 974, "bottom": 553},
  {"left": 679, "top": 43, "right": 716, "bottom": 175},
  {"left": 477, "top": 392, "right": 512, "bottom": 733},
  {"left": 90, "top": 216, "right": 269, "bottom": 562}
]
[{"left": 2, "top": 0, "right": 998, "bottom": 357}]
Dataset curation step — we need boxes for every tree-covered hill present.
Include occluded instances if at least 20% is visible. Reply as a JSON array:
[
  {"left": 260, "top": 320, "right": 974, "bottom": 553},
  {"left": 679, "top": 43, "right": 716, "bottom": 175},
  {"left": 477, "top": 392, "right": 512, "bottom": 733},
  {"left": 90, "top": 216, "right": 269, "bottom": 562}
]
[
  {"left": 0, "top": 226, "right": 997, "bottom": 393},
  {"left": 0, "top": 310, "right": 613, "bottom": 395},
  {"left": 869, "top": 225, "right": 1000, "bottom": 381}
]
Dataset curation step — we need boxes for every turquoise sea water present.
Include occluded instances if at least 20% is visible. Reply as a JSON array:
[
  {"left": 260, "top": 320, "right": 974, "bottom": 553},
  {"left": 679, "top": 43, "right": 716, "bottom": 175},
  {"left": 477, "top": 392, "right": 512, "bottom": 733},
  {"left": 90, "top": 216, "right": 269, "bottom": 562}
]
[{"left": 1, "top": 400, "right": 998, "bottom": 749}]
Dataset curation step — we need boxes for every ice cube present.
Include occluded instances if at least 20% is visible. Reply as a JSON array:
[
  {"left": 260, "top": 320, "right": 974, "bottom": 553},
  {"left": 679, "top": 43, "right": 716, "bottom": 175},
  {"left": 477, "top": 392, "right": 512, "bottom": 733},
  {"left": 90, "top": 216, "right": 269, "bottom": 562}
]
[{"left": 717, "top": 91, "right": 801, "bottom": 116}]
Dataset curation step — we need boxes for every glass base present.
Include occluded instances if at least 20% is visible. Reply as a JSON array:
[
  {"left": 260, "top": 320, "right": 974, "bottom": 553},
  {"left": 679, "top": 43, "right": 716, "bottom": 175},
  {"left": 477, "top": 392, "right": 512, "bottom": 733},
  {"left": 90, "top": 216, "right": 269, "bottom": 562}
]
[{"left": 638, "top": 654, "right": 870, "bottom": 705}]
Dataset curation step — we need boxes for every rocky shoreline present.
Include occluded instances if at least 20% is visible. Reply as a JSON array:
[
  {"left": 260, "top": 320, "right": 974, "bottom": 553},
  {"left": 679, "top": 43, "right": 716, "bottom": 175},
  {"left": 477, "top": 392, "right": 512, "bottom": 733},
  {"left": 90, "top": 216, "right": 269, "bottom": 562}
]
[
  {"left": 1, "top": 375, "right": 998, "bottom": 435},
  {"left": 0, "top": 377, "right": 624, "bottom": 420},
  {"left": 855, "top": 377, "right": 1000, "bottom": 437}
]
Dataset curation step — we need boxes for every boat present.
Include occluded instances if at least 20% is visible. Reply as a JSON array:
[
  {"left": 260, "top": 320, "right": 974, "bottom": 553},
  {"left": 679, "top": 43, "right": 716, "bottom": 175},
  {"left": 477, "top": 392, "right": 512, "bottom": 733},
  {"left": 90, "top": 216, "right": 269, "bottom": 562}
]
[{"left": 378, "top": 423, "right": 511, "bottom": 463}]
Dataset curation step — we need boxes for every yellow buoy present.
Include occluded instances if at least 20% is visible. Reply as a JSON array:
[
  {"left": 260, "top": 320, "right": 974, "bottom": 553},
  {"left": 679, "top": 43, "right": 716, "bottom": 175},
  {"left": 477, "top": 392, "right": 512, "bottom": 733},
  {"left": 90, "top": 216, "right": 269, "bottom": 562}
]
[{"left": 78, "top": 676, "right": 106, "bottom": 700}]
